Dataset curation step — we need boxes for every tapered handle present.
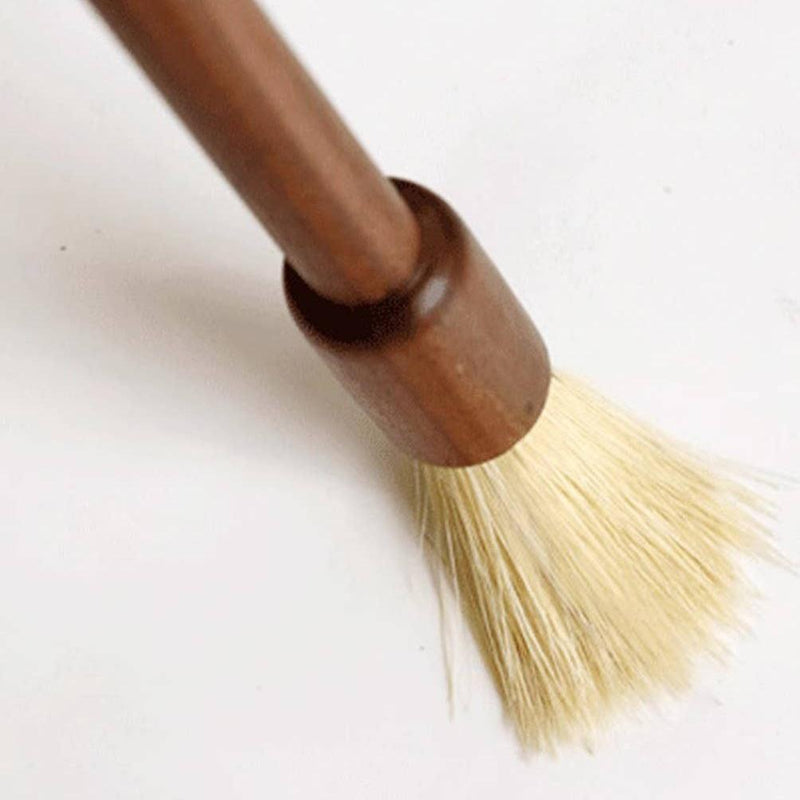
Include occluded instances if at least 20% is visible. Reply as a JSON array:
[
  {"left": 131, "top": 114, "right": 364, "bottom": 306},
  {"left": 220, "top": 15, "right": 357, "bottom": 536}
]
[{"left": 88, "top": 0, "right": 420, "bottom": 304}]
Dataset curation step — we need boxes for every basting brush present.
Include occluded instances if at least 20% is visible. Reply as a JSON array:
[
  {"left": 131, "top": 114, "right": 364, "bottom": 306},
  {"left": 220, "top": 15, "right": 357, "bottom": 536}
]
[{"left": 86, "top": 0, "right": 772, "bottom": 750}]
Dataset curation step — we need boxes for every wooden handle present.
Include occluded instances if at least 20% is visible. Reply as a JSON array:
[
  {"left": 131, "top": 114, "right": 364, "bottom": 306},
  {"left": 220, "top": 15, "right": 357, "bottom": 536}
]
[
  {"left": 88, "top": 0, "right": 420, "bottom": 304},
  {"left": 88, "top": 0, "right": 552, "bottom": 465}
]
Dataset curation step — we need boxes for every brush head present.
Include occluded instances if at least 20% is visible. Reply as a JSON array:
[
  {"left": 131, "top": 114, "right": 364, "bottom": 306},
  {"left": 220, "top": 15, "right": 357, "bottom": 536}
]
[{"left": 416, "top": 373, "right": 773, "bottom": 751}]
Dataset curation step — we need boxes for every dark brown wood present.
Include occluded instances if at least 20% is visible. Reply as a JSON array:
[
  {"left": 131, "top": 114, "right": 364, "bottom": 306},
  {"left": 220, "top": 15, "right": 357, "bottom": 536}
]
[
  {"left": 89, "top": 1, "right": 552, "bottom": 465},
  {"left": 285, "top": 181, "right": 551, "bottom": 466},
  {"left": 88, "top": 0, "right": 420, "bottom": 304}
]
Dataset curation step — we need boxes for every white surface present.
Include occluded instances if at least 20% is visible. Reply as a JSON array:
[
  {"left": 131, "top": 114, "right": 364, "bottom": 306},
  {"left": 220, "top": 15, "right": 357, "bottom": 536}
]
[{"left": 1, "top": 1, "right": 798, "bottom": 797}]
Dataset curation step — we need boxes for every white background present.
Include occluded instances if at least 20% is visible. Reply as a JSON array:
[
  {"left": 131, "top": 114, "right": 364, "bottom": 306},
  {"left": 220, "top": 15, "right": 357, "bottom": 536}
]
[{"left": 1, "top": 1, "right": 798, "bottom": 797}]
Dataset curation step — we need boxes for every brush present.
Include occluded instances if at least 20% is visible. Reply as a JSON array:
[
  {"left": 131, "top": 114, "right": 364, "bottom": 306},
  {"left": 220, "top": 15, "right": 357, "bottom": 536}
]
[{"left": 86, "top": 0, "right": 772, "bottom": 750}]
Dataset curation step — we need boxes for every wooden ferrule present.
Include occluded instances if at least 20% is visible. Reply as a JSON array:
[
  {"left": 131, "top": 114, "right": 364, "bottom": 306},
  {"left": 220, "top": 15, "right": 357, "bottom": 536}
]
[{"left": 285, "top": 179, "right": 550, "bottom": 466}]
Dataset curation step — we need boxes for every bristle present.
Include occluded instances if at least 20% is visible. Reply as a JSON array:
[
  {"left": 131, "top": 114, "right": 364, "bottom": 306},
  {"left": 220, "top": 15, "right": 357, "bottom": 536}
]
[{"left": 415, "top": 373, "right": 775, "bottom": 751}]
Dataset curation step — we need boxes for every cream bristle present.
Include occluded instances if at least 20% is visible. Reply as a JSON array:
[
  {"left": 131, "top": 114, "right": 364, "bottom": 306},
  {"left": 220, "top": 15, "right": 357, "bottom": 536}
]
[{"left": 415, "top": 372, "right": 774, "bottom": 751}]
